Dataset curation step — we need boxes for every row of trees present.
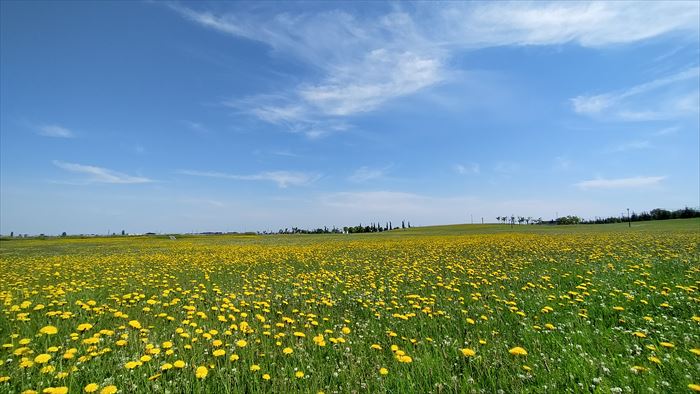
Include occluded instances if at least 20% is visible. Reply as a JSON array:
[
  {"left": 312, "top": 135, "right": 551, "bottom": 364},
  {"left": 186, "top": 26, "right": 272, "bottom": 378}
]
[
  {"left": 581, "top": 207, "right": 700, "bottom": 224},
  {"left": 270, "top": 221, "right": 412, "bottom": 235},
  {"left": 499, "top": 207, "right": 700, "bottom": 226},
  {"left": 496, "top": 216, "right": 542, "bottom": 225}
]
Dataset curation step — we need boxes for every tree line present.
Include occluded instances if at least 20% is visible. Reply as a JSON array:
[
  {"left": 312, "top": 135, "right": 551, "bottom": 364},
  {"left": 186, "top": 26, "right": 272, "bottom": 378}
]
[
  {"left": 268, "top": 221, "right": 411, "bottom": 235},
  {"left": 498, "top": 206, "right": 700, "bottom": 226}
]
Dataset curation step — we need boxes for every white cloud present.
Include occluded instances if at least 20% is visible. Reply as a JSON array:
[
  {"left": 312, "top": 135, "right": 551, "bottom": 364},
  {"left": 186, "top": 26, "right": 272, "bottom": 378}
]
[
  {"left": 571, "top": 67, "right": 700, "bottom": 120},
  {"left": 53, "top": 161, "right": 153, "bottom": 184},
  {"left": 172, "top": 2, "right": 698, "bottom": 136},
  {"left": 575, "top": 176, "right": 666, "bottom": 190},
  {"left": 348, "top": 166, "right": 387, "bottom": 183},
  {"left": 607, "top": 140, "right": 652, "bottom": 153},
  {"left": 178, "top": 169, "right": 319, "bottom": 188},
  {"left": 38, "top": 125, "right": 74, "bottom": 138},
  {"left": 454, "top": 163, "right": 480, "bottom": 175},
  {"left": 299, "top": 49, "right": 443, "bottom": 117},
  {"left": 440, "top": 2, "right": 698, "bottom": 48}
]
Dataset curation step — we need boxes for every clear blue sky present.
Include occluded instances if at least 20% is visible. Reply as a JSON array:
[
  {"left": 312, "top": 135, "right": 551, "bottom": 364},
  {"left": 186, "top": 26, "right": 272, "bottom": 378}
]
[{"left": 1, "top": 1, "right": 698, "bottom": 234}]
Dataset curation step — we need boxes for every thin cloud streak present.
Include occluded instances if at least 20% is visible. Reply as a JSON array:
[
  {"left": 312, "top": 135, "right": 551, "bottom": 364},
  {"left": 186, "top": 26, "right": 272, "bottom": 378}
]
[
  {"left": 348, "top": 166, "right": 388, "bottom": 183},
  {"left": 571, "top": 67, "right": 700, "bottom": 120},
  {"left": 53, "top": 161, "right": 153, "bottom": 184},
  {"left": 178, "top": 169, "right": 320, "bottom": 188},
  {"left": 38, "top": 125, "right": 74, "bottom": 138},
  {"left": 575, "top": 176, "right": 666, "bottom": 190}
]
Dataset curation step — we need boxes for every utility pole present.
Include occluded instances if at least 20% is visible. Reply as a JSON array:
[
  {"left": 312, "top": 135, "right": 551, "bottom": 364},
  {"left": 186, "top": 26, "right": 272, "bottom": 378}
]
[{"left": 627, "top": 208, "right": 631, "bottom": 228}]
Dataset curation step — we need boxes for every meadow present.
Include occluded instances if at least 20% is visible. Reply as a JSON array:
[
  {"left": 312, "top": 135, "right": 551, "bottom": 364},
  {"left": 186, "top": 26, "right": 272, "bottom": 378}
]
[{"left": 1, "top": 220, "right": 699, "bottom": 393}]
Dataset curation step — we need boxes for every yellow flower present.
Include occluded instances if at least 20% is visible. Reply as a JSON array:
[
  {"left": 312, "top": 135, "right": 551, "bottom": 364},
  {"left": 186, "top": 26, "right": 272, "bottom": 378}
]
[
  {"left": 632, "top": 332, "right": 646, "bottom": 338},
  {"left": 115, "top": 340, "right": 127, "bottom": 347},
  {"left": 195, "top": 366, "right": 208, "bottom": 379},
  {"left": 396, "top": 355, "right": 413, "bottom": 363},
  {"left": 293, "top": 332, "right": 306, "bottom": 338},
  {"left": 262, "top": 373, "right": 271, "bottom": 380},
  {"left": 212, "top": 339, "right": 223, "bottom": 347},
  {"left": 140, "top": 355, "right": 152, "bottom": 362},
  {"left": 659, "top": 342, "right": 674, "bottom": 348},
  {"left": 689, "top": 384, "right": 700, "bottom": 392},
  {"left": 77, "top": 323, "right": 93, "bottom": 332},
  {"left": 509, "top": 347, "right": 528, "bottom": 356},
  {"left": 124, "top": 361, "right": 141, "bottom": 369},
  {"left": 212, "top": 349, "right": 225, "bottom": 357},
  {"left": 236, "top": 339, "right": 247, "bottom": 348},
  {"left": 229, "top": 353, "right": 240, "bottom": 362},
  {"left": 379, "top": 367, "right": 388, "bottom": 375},
  {"left": 282, "top": 347, "right": 293, "bottom": 355},
  {"left": 84, "top": 383, "right": 99, "bottom": 393},
  {"left": 371, "top": 344, "right": 382, "bottom": 350},
  {"left": 128, "top": 320, "right": 142, "bottom": 329},
  {"left": 34, "top": 354, "right": 52, "bottom": 364},
  {"left": 161, "top": 363, "right": 173, "bottom": 370},
  {"left": 295, "top": 371, "right": 305, "bottom": 378},
  {"left": 100, "top": 386, "right": 117, "bottom": 394},
  {"left": 250, "top": 364, "right": 261, "bottom": 371},
  {"left": 40, "top": 325, "right": 58, "bottom": 335},
  {"left": 43, "top": 387, "right": 68, "bottom": 394},
  {"left": 691, "top": 348, "right": 700, "bottom": 356},
  {"left": 460, "top": 348, "right": 476, "bottom": 357},
  {"left": 173, "top": 360, "right": 186, "bottom": 368},
  {"left": 161, "top": 341, "right": 172, "bottom": 349},
  {"left": 648, "top": 356, "right": 661, "bottom": 365},
  {"left": 612, "top": 306, "right": 624, "bottom": 311},
  {"left": 341, "top": 327, "right": 351, "bottom": 335}
]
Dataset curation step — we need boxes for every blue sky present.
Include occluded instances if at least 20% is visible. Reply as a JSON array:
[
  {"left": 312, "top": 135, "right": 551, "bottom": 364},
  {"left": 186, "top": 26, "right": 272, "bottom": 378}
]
[{"left": 1, "top": 1, "right": 699, "bottom": 234}]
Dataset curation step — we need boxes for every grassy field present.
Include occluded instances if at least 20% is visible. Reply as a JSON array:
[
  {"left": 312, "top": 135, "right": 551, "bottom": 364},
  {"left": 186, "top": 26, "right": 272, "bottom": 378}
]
[{"left": 1, "top": 219, "right": 699, "bottom": 393}]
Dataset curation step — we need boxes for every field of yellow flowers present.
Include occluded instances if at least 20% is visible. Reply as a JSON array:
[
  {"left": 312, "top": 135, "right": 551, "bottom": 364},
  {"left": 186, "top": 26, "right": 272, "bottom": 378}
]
[{"left": 1, "top": 221, "right": 699, "bottom": 393}]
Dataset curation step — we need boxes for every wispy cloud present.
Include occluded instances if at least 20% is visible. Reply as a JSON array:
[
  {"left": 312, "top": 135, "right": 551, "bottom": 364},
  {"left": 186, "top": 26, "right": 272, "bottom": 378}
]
[
  {"left": 607, "top": 140, "right": 652, "bottom": 153},
  {"left": 454, "top": 163, "right": 480, "bottom": 175},
  {"left": 38, "top": 125, "right": 74, "bottom": 138},
  {"left": 575, "top": 176, "right": 666, "bottom": 190},
  {"left": 571, "top": 67, "right": 700, "bottom": 121},
  {"left": 652, "top": 126, "right": 679, "bottom": 136},
  {"left": 53, "top": 161, "right": 153, "bottom": 184},
  {"left": 171, "top": 2, "right": 698, "bottom": 137},
  {"left": 348, "top": 166, "right": 389, "bottom": 183},
  {"left": 438, "top": 2, "right": 698, "bottom": 48},
  {"left": 178, "top": 169, "right": 319, "bottom": 188}
]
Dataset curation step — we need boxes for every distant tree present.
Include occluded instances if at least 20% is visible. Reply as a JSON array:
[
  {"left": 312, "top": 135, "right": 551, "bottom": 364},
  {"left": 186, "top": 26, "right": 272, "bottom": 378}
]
[
  {"left": 121, "top": 230, "right": 125, "bottom": 236},
  {"left": 496, "top": 216, "right": 501, "bottom": 224},
  {"left": 650, "top": 208, "right": 672, "bottom": 220},
  {"left": 61, "top": 232, "right": 67, "bottom": 237},
  {"left": 401, "top": 220, "right": 405, "bottom": 229},
  {"left": 10, "top": 232, "right": 13, "bottom": 237}
]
